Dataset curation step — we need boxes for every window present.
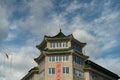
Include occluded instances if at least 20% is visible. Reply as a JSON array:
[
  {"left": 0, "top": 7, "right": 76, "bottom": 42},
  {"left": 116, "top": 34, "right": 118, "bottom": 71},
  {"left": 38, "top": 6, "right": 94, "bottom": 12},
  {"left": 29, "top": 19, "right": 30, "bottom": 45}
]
[
  {"left": 74, "top": 69, "right": 83, "bottom": 77},
  {"left": 73, "top": 55, "right": 83, "bottom": 65},
  {"left": 66, "top": 55, "right": 68, "bottom": 61},
  {"left": 59, "top": 42, "right": 61, "bottom": 47},
  {"left": 50, "top": 42, "right": 54, "bottom": 48},
  {"left": 63, "top": 67, "right": 69, "bottom": 74},
  {"left": 65, "top": 42, "right": 68, "bottom": 47},
  {"left": 56, "top": 42, "right": 58, "bottom": 47},
  {"left": 49, "top": 56, "right": 52, "bottom": 62},
  {"left": 59, "top": 56, "right": 62, "bottom": 61},
  {"left": 49, "top": 68, "right": 55, "bottom": 74},
  {"left": 50, "top": 41, "right": 68, "bottom": 48},
  {"left": 63, "top": 56, "right": 66, "bottom": 61},
  {"left": 62, "top": 42, "right": 66, "bottom": 47},
  {"left": 53, "top": 42, "right": 55, "bottom": 48},
  {"left": 50, "top": 42, "right": 52, "bottom": 48},
  {"left": 63, "top": 55, "right": 68, "bottom": 61},
  {"left": 56, "top": 56, "right": 59, "bottom": 61},
  {"left": 72, "top": 44, "right": 81, "bottom": 52},
  {"left": 49, "top": 55, "right": 69, "bottom": 62},
  {"left": 52, "top": 56, "right": 55, "bottom": 62}
]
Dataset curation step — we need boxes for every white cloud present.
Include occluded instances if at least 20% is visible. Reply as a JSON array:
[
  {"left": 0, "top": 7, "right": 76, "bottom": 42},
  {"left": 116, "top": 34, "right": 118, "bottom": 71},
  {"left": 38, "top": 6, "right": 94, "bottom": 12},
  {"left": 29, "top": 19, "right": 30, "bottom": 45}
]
[
  {"left": 17, "top": 0, "right": 57, "bottom": 36},
  {"left": 102, "top": 40, "right": 117, "bottom": 51},
  {"left": 66, "top": 1, "right": 82, "bottom": 13},
  {"left": 94, "top": 56, "right": 120, "bottom": 76},
  {"left": 92, "top": 8, "right": 120, "bottom": 53},
  {"left": 73, "top": 29, "right": 100, "bottom": 56},
  {"left": 66, "top": 0, "right": 120, "bottom": 54},
  {"left": 5, "top": 32, "right": 16, "bottom": 41},
  {"left": 0, "top": 5, "right": 9, "bottom": 43},
  {"left": 0, "top": 0, "right": 120, "bottom": 80},
  {"left": 0, "top": 46, "right": 39, "bottom": 80}
]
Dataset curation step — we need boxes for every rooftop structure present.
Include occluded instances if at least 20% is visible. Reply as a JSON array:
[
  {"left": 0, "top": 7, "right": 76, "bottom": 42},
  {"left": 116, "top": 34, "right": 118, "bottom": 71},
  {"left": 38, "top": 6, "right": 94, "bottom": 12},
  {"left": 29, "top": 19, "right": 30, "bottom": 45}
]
[{"left": 22, "top": 30, "right": 119, "bottom": 80}]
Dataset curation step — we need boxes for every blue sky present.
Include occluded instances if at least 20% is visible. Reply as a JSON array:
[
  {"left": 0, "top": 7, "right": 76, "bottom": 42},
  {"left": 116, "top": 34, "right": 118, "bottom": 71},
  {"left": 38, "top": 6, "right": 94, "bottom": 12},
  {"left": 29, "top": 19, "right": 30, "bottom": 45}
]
[{"left": 0, "top": 0, "right": 120, "bottom": 80}]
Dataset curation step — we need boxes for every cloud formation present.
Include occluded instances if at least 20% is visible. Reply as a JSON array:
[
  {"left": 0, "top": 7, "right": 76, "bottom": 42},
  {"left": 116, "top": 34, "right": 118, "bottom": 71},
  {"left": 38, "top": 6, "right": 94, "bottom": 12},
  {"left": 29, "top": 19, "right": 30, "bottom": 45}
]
[
  {"left": 0, "top": 5, "right": 9, "bottom": 44},
  {"left": 0, "top": 0, "right": 120, "bottom": 80}
]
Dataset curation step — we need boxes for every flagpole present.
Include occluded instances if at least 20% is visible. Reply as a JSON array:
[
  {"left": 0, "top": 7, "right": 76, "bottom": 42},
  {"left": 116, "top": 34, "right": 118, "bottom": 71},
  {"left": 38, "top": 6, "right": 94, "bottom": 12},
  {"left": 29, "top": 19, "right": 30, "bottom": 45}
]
[
  {"left": 2, "top": 49, "right": 13, "bottom": 80},
  {"left": 3, "top": 53, "right": 6, "bottom": 80},
  {"left": 9, "top": 54, "right": 13, "bottom": 80},
  {"left": 4, "top": 52, "right": 9, "bottom": 80}
]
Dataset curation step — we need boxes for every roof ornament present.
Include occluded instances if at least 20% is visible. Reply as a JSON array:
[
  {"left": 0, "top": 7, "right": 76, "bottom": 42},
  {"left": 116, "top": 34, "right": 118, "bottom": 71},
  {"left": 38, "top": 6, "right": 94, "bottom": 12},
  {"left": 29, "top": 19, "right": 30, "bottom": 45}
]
[{"left": 60, "top": 28, "right": 62, "bottom": 32}]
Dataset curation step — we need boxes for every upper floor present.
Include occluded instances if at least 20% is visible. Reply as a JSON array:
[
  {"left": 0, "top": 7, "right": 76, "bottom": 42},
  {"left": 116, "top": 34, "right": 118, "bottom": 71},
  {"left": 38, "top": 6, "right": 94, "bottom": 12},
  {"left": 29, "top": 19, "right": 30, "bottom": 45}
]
[{"left": 36, "top": 29, "right": 86, "bottom": 54}]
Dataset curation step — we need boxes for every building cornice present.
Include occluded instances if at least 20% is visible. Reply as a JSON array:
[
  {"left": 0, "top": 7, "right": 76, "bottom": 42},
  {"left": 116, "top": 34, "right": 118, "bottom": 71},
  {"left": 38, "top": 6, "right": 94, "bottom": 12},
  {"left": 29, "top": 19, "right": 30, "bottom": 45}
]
[
  {"left": 34, "top": 53, "right": 45, "bottom": 63},
  {"left": 43, "top": 50, "right": 71, "bottom": 55},
  {"left": 72, "top": 49, "right": 89, "bottom": 60},
  {"left": 84, "top": 60, "right": 120, "bottom": 79},
  {"left": 84, "top": 68, "right": 116, "bottom": 80},
  {"left": 21, "top": 67, "right": 38, "bottom": 80}
]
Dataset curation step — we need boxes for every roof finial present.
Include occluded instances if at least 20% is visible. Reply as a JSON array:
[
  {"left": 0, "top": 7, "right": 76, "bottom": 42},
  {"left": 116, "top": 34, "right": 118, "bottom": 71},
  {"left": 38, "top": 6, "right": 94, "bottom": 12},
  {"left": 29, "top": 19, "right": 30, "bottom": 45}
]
[{"left": 60, "top": 28, "right": 62, "bottom": 32}]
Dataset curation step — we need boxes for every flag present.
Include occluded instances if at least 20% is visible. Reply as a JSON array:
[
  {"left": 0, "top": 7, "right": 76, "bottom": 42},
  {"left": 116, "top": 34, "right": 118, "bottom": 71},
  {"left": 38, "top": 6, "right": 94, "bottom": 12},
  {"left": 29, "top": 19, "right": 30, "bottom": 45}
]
[{"left": 5, "top": 53, "right": 9, "bottom": 59}]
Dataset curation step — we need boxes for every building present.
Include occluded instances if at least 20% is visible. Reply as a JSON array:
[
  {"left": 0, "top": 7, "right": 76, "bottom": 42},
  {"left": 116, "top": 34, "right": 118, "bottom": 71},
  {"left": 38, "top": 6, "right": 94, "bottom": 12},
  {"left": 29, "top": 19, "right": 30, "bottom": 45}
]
[{"left": 21, "top": 30, "right": 120, "bottom": 80}]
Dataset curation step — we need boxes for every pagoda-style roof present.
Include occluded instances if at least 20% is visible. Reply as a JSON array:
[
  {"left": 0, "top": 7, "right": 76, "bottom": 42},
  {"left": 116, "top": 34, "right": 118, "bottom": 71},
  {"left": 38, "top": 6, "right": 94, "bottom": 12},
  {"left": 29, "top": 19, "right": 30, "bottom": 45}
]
[
  {"left": 28, "top": 67, "right": 38, "bottom": 72},
  {"left": 45, "top": 29, "right": 72, "bottom": 38},
  {"left": 36, "top": 29, "right": 86, "bottom": 50},
  {"left": 84, "top": 60, "right": 120, "bottom": 79},
  {"left": 34, "top": 52, "right": 45, "bottom": 63},
  {"left": 21, "top": 67, "right": 38, "bottom": 80}
]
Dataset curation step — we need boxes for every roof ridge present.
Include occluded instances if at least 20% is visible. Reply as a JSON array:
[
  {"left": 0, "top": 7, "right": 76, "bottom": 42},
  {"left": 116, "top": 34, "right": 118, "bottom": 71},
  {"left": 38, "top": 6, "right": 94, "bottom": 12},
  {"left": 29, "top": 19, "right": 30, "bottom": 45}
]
[{"left": 45, "top": 30, "right": 71, "bottom": 38}]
